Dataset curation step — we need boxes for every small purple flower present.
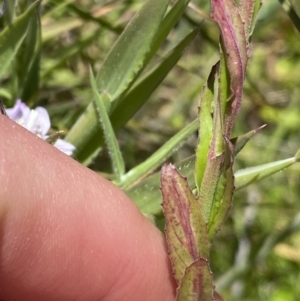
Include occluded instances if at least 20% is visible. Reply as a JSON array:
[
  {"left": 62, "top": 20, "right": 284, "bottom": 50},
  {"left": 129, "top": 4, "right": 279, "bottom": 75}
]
[{"left": 6, "top": 100, "right": 76, "bottom": 156}]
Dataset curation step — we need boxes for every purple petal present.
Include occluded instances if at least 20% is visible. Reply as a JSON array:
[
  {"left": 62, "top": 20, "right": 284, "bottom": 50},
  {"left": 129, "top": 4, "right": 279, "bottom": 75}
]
[
  {"left": 7, "top": 100, "right": 76, "bottom": 156},
  {"left": 7, "top": 100, "right": 51, "bottom": 136},
  {"left": 6, "top": 99, "right": 31, "bottom": 122},
  {"left": 54, "top": 139, "right": 76, "bottom": 156}
]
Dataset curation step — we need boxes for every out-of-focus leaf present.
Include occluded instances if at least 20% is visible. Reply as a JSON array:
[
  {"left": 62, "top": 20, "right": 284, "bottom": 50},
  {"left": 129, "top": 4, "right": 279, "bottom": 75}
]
[
  {"left": 161, "top": 163, "right": 210, "bottom": 283},
  {"left": 90, "top": 67, "right": 125, "bottom": 181},
  {"left": 279, "top": 0, "right": 300, "bottom": 33},
  {"left": 3, "top": 0, "right": 16, "bottom": 23},
  {"left": 19, "top": 3, "right": 41, "bottom": 101},
  {"left": 68, "top": 4, "right": 123, "bottom": 34},
  {"left": 176, "top": 258, "right": 214, "bottom": 301},
  {"left": 41, "top": 27, "right": 103, "bottom": 79},
  {"left": 256, "top": 211, "right": 300, "bottom": 262},
  {"left": 0, "top": 0, "right": 40, "bottom": 79}
]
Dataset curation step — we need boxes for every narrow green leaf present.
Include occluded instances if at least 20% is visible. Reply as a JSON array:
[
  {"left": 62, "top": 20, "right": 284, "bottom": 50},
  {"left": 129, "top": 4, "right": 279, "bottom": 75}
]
[
  {"left": 195, "top": 63, "right": 217, "bottom": 192},
  {"left": 126, "top": 149, "right": 300, "bottom": 217},
  {"left": 235, "top": 149, "right": 300, "bottom": 190},
  {"left": 143, "top": 0, "right": 191, "bottom": 69},
  {"left": 66, "top": 0, "right": 193, "bottom": 163},
  {"left": 177, "top": 258, "right": 214, "bottom": 301},
  {"left": 95, "top": 0, "right": 170, "bottom": 100},
  {"left": 19, "top": 4, "right": 41, "bottom": 101},
  {"left": 198, "top": 154, "right": 224, "bottom": 223},
  {"left": 67, "top": 27, "right": 198, "bottom": 165},
  {"left": 0, "top": 0, "right": 40, "bottom": 79},
  {"left": 3, "top": 0, "right": 16, "bottom": 23},
  {"left": 197, "top": 86, "right": 227, "bottom": 223},
  {"left": 278, "top": 0, "right": 300, "bottom": 33},
  {"left": 208, "top": 139, "right": 234, "bottom": 238},
  {"left": 66, "top": 0, "right": 171, "bottom": 157},
  {"left": 120, "top": 118, "right": 198, "bottom": 189},
  {"left": 90, "top": 67, "right": 125, "bottom": 180},
  {"left": 110, "top": 28, "right": 199, "bottom": 136},
  {"left": 161, "top": 163, "right": 210, "bottom": 284},
  {"left": 232, "top": 124, "right": 266, "bottom": 156}
]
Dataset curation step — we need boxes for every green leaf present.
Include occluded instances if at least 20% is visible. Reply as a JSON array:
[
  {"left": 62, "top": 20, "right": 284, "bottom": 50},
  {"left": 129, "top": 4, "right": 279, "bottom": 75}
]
[
  {"left": 3, "top": 0, "right": 17, "bottom": 23},
  {"left": 19, "top": 3, "right": 41, "bottom": 101},
  {"left": 161, "top": 163, "right": 210, "bottom": 284},
  {"left": 235, "top": 149, "right": 300, "bottom": 190},
  {"left": 119, "top": 118, "right": 198, "bottom": 189},
  {"left": 176, "top": 258, "right": 214, "bottom": 301},
  {"left": 95, "top": 0, "right": 170, "bottom": 100},
  {"left": 0, "top": 0, "right": 41, "bottom": 79},
  {"left": 66, "top": 0, "right": 193, "bottom": 164},
  {"left": 68, "top": 27, "right": 198, "bottom": 165},
  {"left": 90, "top": 67, "right": 125, "bottom": 181},
  {"left": 208, "top": 139, "right": 234, "bottom": 238},
  {"left": 110, "top": 27, "right": 199, "bottom": 142},
  {"left": 195, "top": 63, "right": 217, "bottom": 192},
  {"left": 232, "top": 124, "right": 266, "bottom": 156},
  {"left": 66, "top": 0, "right": 171, "bottom": 158},
  {"left": 278, "top": 0, "right": 300, "bottom": 33},
  {"left": 126, "top": 150, "right": 300, "bottom": 217},
  {"left": 196, "top": 62, "right": 226, "bottom": 223}
]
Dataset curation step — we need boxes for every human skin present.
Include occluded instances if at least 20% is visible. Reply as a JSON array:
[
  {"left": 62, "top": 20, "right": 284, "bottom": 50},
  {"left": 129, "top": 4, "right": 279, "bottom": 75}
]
[{"left": 0, "top": 114, "right": 176, "bottom": 301}]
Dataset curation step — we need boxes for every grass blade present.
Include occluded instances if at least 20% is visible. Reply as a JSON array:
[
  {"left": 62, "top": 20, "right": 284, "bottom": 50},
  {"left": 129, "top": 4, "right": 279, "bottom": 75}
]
[
  {"left": 90, "top": 67, "right": 125, "bottom": 181},
  {"left": 66, "top": 0, "right": 171, "bottom": 157},
  {"left": 119, "top": 118, "right": 198, "bottom": 189},
  {"left": 66, "top": 0, "right": 193, "bottom": 164}
]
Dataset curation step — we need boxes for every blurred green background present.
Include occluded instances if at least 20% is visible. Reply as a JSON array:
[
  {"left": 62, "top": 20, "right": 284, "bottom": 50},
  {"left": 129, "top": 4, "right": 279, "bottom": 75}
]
[{"left": 2, "top": 0, "right": 300, "bottom": 300}]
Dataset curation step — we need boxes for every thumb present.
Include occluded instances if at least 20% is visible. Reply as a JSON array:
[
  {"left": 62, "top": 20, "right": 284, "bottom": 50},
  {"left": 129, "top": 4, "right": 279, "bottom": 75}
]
[{"left": 0, "top": 115, "right": 176, "bottom": 301}]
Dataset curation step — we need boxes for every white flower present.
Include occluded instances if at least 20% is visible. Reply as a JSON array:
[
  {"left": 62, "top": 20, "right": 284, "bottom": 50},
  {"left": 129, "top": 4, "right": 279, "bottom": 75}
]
[{"left": 6, "top": 100, "right": 76, "bottom": 156}]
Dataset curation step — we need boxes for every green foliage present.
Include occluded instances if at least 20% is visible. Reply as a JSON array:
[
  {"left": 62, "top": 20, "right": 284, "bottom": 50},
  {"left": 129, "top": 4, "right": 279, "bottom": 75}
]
[
  {"left": 0, "top": 1, "right": 40, "bottom": 88},
  {"left": 0, "top": 0, "right": 300, "bottom": 300}
]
